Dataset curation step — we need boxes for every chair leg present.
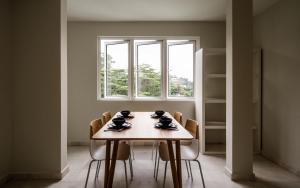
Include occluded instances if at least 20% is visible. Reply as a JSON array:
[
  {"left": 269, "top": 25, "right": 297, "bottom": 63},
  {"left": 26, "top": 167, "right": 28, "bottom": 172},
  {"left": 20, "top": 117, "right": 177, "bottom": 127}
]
[
  {"left": 84, "top": 160, "right": 96, "bottom": 188},
  {"left": 195, "top": 160, "right": 205, "bottom": 188},
  {"left": 129, "top": 154, "right": 133, "bottom": 181},
  {"left": 96, "top": 160, "right": 102, "bottom": 178},
  {"left": 155, "top": 158, "right": 160, "bottom": 181},
  {"left": 163, "top": 161, "right": 168, "bottom": 188},
  {"left": 185, "top": 160, "right": 190, "bottom": 178},
  {"left": 95, "top": 161, "right": 99, "bottom": 180},
  {"left": 154, "top": 144, "right": 158, "bottom": 177},
  {"left": 95, "top": 161, "right": 101, "bottom": 179},
  {"left": 151, "top": 141, "right": 156, "bottom": 160},
  {"left": 130, "top": 141, "right": 135, "bottom": 160},
  {"left": 124, "top": 161, "right": 128, "bottom": 188},
  {"left": 188, "top": 161, "right": 193, "bottom": 181}
]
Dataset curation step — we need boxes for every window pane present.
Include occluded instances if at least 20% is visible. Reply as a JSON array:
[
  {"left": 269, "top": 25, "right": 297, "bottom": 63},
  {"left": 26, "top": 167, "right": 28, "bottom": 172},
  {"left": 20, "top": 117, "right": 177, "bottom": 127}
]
[
  {"left": 105, "top": 42, "right": 128, "bottom": 97},
  {"left": 136, "top": 43, "right": 161, "bottom": 97},
  {"left": 168, "top": 43, "right": 194, "bottom": 97}
]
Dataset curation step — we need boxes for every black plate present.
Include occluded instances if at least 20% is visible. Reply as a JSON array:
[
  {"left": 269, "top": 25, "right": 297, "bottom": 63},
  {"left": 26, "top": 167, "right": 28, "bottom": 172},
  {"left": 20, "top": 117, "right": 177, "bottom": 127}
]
[
  {"left": 154, "top": 122, "right": 177, "bottom": 129},
  {"left": 107, "top": 122, "right": 132, "bottom": 129}
]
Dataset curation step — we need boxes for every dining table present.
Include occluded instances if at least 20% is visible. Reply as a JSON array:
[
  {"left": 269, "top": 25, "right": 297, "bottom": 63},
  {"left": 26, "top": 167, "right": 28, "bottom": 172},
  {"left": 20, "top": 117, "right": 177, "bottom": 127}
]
[{"left": 92, "top": 111, "right": 194, "bottom": 188}]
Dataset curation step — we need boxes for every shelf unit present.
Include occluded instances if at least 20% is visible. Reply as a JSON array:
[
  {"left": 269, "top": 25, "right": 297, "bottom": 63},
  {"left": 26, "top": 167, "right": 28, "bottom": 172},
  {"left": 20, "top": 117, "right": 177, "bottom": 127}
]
[
  {"left": 195, "top": 48, "right": 226, "bottom": 154},
  {"left": 195, "top": 48, "right": 262, "bottom": 155}
]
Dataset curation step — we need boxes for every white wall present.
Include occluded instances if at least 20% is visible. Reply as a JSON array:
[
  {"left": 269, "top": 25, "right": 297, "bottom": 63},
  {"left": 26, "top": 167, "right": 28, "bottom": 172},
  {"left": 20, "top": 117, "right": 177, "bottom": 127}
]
[
  {"left": 0, "top": 0, "right": 12, "bottom": 182},
  {"left": 11, "top": 0, "right": 68, "bottom": 177},
  {"left": 254, "top": 0, "right": 300, "bottom": 175},
  {"left": 67, "top": 21, "right": 226, "bottom": 143}
]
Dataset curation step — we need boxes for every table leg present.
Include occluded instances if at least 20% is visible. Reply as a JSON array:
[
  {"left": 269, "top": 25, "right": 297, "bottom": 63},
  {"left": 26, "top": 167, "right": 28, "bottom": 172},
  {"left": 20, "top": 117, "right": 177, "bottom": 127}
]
[
  {"left": 104, "top": 140, "right": 111, "bottom": 188},
  {"left": 107, "top": 140, "right": 119, "bottom": 188},
  {"left": 175, "top": 140, "right": 182, "bottom": 188},
  {"left": 167, "top": 140, "right": 179, "bottom": 188}
]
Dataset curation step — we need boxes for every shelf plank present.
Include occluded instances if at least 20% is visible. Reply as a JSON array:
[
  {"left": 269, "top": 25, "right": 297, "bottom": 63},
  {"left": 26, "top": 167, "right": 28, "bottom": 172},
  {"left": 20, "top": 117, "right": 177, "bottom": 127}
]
[
  {"left": 206, "top": 121, "right": 225, "bottom": 125},
  {"left": 205, "top": 121, "right": 226, "bottom": 129},
  {"left": 205, "top": 98, "right": 226, "bottom": 103},
  {"left": 205, "top": 126, "right": 226, "bottom": 130},
  {"left": 206, "top": 74, "right": 226, "bottom": 78}
]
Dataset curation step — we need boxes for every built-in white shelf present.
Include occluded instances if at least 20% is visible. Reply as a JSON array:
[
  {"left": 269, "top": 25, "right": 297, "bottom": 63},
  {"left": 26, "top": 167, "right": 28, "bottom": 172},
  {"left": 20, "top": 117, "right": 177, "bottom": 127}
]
[
  {"left": 196, "top": 48, "right": 262, "bottom": 155},
  {"left": 205, "top": 98, "right": 226, "bottom": 103},
  {"left": 196, "top": 48, "right": 227, "bottom": 155},
  {"left": 206, "top": 74, "right": 226, "bottom": 78}
]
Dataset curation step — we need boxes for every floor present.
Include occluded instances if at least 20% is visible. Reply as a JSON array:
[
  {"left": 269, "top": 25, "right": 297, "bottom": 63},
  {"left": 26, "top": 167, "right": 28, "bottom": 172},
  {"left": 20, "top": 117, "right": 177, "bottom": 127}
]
[{"left": 3, "top": 146, "right": 300, "bottom": 188}]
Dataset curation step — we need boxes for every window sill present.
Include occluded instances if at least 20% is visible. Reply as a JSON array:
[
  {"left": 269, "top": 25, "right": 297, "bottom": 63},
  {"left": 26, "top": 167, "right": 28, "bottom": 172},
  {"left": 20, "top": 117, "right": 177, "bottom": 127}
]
[{"left": 98, "top": 97, "right": 195, "bottom": 102}]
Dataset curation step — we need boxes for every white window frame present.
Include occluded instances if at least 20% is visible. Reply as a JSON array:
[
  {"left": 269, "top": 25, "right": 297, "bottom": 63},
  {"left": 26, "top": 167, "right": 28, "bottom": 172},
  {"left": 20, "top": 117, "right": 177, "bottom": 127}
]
[
  {"left": 102, "top": 40, "right": 130, "bottom": 100},
  {"left": 135, "top": 40, "right": 163, "bottom": 99},
  {"left": 167, "top": 40, "right": 196, "bottom": 99},
  {"left": 97, "top": 36, "right": 200, "bottom": 101}
]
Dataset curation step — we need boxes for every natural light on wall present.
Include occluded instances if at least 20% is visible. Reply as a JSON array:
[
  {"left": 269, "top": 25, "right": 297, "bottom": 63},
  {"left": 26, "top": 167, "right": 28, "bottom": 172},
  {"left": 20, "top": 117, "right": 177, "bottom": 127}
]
[{"left": 98, "top": 37, "right": 198, "bottom": 100}]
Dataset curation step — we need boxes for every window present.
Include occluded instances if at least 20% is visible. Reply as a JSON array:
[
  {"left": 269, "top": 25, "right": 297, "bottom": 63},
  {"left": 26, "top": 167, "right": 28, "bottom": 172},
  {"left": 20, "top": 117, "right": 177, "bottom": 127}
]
[
  {"left": 168, "top": 41, "right": 194, "bottom": 97},
  {"left": 98, "top": 37, "right": 198, "bottom": 100},
  {"left": 136, "top": 41, "right": 162, "bottom": 97}
]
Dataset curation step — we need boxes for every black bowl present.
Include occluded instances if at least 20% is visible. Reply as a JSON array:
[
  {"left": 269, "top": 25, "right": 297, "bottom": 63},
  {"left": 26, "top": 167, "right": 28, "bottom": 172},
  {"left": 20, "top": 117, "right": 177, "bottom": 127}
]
[
  {"left": 159, "top": 117, "right": 172, "bottom": 126},
  {"left": 112, "top": 117, "right": 125, "bottom": 127},
  {"left": 155, "top": 110, "right": 165, "bottom": 117},
  {"left": 121, "top": 110, "right": 130, "bottom": 118}
]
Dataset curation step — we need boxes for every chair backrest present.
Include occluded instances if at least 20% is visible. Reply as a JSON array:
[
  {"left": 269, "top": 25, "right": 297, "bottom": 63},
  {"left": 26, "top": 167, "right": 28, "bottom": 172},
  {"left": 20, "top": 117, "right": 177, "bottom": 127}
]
[
  {"left": 102, "top": 111, "right": 112, "bottom": 125},
  {"left": 185, "top": 119, "right": 201, "bottom": 160},
  {"left": 89, "top": 118, "right": 103, "bottom": 159},
  {"left": 90, "top": 118, "right": 103, "bottom": 139},
  {"left": 173, "top": 111, "right": 183, "bottom": 125},
  {"left": 185, "top": 119, "right": 199, "bottom": 139}
]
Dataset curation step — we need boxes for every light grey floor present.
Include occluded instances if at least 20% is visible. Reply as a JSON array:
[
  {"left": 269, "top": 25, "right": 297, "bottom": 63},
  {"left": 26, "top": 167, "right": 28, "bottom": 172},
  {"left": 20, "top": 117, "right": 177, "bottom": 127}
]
[{"left": 3, "top": 146, "right": 300, "bottom": 188}]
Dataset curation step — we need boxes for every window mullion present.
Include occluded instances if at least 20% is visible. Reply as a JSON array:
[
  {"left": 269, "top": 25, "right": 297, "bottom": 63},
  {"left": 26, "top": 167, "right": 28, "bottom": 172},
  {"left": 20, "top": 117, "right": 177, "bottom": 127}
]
[
  {"left": 162, "top": 40, "right": 167, "bottom": 100},
  {"left": 104, "top": 43, "right": 108, "bottom": 98},
  {"left": 129, "top": 39, "right": 134, "bottom": 100}
]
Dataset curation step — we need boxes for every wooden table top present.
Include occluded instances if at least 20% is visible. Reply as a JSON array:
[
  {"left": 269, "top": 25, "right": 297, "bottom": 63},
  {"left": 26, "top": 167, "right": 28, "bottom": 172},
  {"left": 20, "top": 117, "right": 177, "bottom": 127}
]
[{"left": 93, "top": 112, "right": 193, "bottom": 140}]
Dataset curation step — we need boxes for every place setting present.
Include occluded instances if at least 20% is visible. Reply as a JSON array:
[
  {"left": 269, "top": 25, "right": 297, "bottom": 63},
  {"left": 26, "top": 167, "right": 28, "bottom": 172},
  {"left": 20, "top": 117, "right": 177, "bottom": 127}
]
[
  {"left": 154, "top": 116, "right": 178, "bottom": 131},
  {"left": 150, "top": 110, "right": 167, "bottom": 119},
  {"left": 104, "top": 116, "right": 132, "bottom": 132},
  {"left": 117, "top": 110, "right": 135, "bottom": 119}
]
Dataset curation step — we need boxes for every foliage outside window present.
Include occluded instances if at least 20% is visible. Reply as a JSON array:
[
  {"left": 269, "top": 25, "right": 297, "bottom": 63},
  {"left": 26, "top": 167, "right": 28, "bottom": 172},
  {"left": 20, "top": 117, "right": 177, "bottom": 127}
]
[{"left": 98, "top": 38, "right": 196, "bottom": 100}]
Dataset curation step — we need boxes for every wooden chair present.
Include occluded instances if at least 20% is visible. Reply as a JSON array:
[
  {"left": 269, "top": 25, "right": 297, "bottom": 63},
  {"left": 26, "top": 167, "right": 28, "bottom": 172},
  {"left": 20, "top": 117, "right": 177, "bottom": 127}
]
[
  {"left": 155, "top": 119, "right": 205, "bottom": 188},
  {"left": 85, "top": 118, "right": 133, "bottom": 188},
  {"left": 102, "top": 111, "right": 112, "bottom": 125},
  {"left": 173, "top": 111, "right": 183, "bottom": 125},
  {"left": 185, "top": 119, "right": 199, "bottom": 139}
]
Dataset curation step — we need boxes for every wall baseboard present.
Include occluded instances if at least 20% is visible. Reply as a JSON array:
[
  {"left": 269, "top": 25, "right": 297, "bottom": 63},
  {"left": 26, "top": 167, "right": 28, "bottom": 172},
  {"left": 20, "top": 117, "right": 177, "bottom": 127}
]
[
  {"left": 61, "top": 165, "right": 70, "bottom": 179},
  {"left": 261, "top": 153, "right": 300, "bottom": 177},
  {"left": 225, "top": 167, "right": 256, "bottom": 181}
]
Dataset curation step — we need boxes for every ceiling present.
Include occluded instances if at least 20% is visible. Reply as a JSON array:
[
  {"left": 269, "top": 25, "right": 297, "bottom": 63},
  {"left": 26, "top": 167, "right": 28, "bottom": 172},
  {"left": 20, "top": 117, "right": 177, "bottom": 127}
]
[{"left": 67, "top": 0, "right": 280, "bottom": 22}]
